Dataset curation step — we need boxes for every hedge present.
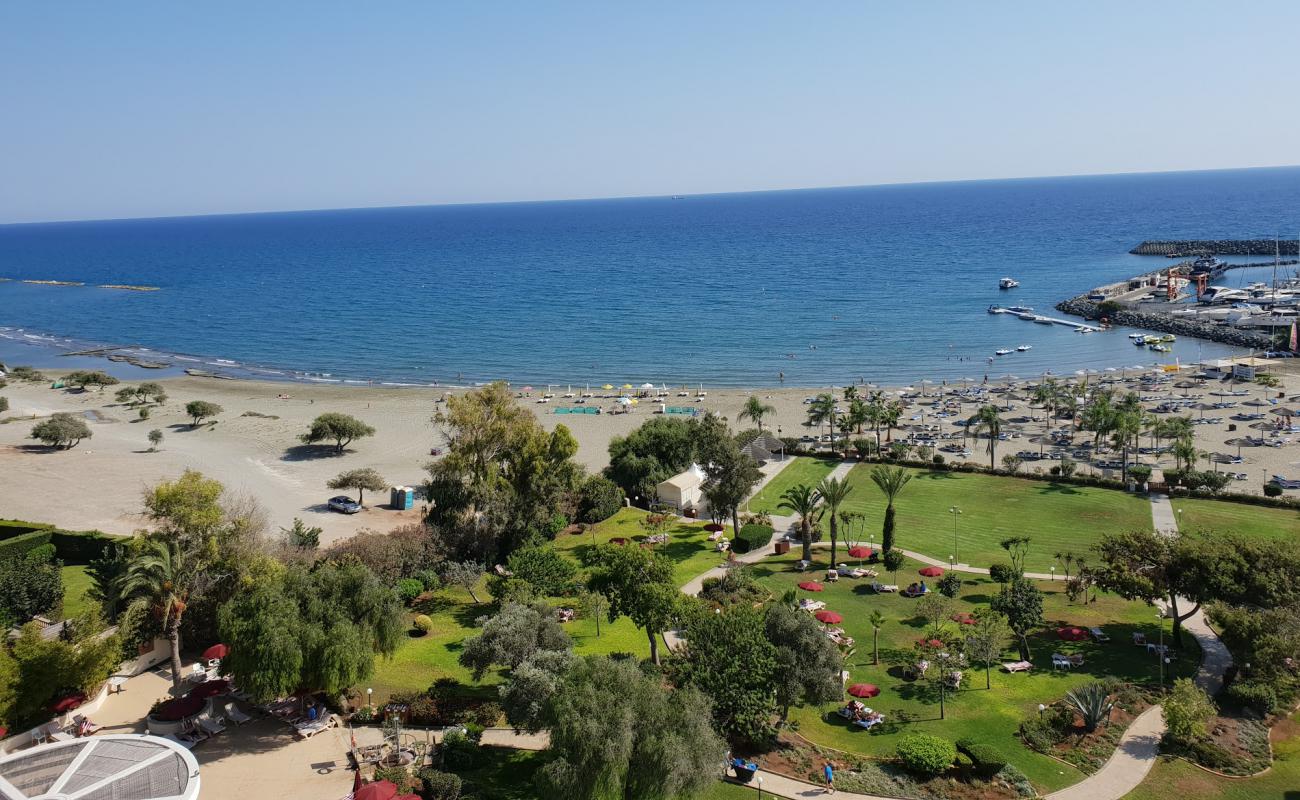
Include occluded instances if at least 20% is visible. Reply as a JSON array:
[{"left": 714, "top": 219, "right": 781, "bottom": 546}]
[
  {"left": 733, "top": 523, "right": 774, "bottom": 554},
  {"left": 955, "top": 738, "right": 1007, "bottom": 778},
  {"left": 0, "top": 520, "right": 54, "bottom": 537},
  {"left": 896, "top": 732, "right": 957, "bottom": 776},
  {"left": 0, "top": 530, "right": 54, "bottom": 561},
  {"left": 0, "top": 520, "right": 118, "bottom": 565}
]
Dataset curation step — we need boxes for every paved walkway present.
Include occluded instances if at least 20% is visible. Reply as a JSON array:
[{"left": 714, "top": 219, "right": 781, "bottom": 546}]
[{"left": 1149, "top": 492, "right": 1178, "bottom": 536}]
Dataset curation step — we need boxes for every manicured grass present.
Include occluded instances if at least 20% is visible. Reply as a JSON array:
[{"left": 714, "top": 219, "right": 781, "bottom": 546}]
[
  {"left": 1123, "top": 711, "right": 1300, "bottom": 800},
  {"left": 1171, "top": 498, "right": 1300, "bottom": 542},
  {"left": 370, "top": 508, "right": 728, "bottom": 700},
  {"left": 836, "top": 465, "right": 1154, "bottom": 572},
  {"left": 748, "top": 457, "right": 840, "bottom": 515},
  {"left": 60, "top": 565, "right": 93, "bottom": 620},
  {"left": 749, "top": 553, "right": 1200, "bottom": 793}
]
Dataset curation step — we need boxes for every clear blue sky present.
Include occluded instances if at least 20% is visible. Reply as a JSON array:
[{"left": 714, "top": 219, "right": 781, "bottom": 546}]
[{"left": 3, "top": 1, "right": 1299, "bottom": 223}]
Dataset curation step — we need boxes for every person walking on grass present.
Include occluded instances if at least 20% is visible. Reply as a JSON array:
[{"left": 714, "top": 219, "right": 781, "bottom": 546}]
[{"left": 823, "top": 761, "right": 834, "bottom": 794}]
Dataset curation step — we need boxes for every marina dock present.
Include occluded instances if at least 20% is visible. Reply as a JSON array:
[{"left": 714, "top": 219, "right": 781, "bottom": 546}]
[{"left": 987, "top": 306, "right": 1100, "bottom": 332}]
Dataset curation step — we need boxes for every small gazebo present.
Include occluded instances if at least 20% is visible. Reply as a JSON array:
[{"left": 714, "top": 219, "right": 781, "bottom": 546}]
[{"left": 741, "top": 434, "right": 786, "bottom": 463}]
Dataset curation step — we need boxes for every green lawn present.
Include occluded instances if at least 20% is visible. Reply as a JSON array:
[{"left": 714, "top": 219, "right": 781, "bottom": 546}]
[
  {"left": 60, "top": 565, "right": 93, "bottom": 620},
  {"left": 1171, "top": 498, "right": 1300, "bottom": 542},
  {"left": 749, "top": 553, "right": 1200, "bottom": 793},
  {"left": 835, "top": 465, "right": 1154, "bottom": 572},
  {"left": 748, "top": 457, "right": 840, "bottom": 515},
  {"left": 369, "top": 508, "right": 729, "bottom": 700},
  {"left": 1124, "top": 711, "right": 1300, "bottom": 800}
]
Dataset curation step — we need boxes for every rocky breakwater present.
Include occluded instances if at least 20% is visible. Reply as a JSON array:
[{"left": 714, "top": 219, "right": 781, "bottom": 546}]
[
  {"left": 1131, "top": 239, "right": 1300, "bottom": 256},
  {"left": 1056, "top": 296, "right": 1273, "bottom": 349}
]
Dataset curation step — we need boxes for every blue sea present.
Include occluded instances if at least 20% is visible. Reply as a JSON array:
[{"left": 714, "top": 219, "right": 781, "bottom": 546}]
[{"left": 2, "top": 167, "right": 1299, "bottom": 388}]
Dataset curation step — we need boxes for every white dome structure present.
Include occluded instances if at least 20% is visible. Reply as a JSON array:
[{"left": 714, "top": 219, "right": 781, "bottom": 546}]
[{"left": 0, "top": 735, "right": 199, "bottom": 800}]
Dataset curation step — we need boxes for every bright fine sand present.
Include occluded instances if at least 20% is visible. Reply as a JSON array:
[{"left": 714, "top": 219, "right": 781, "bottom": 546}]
[{"left": 1, "top": 366, "right": 1298, "bottom": 544}]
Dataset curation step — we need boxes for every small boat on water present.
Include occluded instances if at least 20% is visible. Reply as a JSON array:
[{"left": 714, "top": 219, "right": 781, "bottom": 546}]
[
  {"left": 1032, "top": 316, "right": 1054, "bottom": 325},
  {"left": 1016, "top": 344, "right": 1032, "bottom": 351},
  {"left": 1007, "top": 305, "right": 1034, "bottom": 314},
  {"left": 995, "top": 348, "right": 1013, "bottom": 356},
  {"left": 999, "top": 277, "right": 1020, "bottom": 289},
  {"left": 1150, "top": 344, "right": 1171, "bottom": 353},
  {"left": 1159, "top": 334, "right": 1176, "bottom": 342}
]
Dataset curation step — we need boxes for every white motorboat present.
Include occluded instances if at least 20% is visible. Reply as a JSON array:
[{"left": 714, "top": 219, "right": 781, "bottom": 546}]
[
  {"left": 999, "top": 277, "right": 1020, "bottom": 289},
  {"left": 1016, "top": 344, "right": 1032, "bottom": 351},
  {"left": 995, "top": 348, "right": 1013, "bottom": 356}
]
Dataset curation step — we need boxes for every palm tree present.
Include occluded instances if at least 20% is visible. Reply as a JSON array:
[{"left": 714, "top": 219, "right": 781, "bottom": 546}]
[
  {"left": 777, "top": 484, "right": 823, "bottom": 563},
  {"left": 739, "top": 396, "right": 776, "bottom": 432},
  {"left": 846, "top": 397, "right": 869, "bottom": 434},
  {"left": 970, "top": 404, "right": 1003, "bottom": 470},
  {"left": 865, "top": 392, "right": 886, "bottom": 451},
  {"left": 882, "top": 400, "right": 903, "bottom": 443},
  {"left": 1110, "top": 410, "right": 1143, "bottom": 476},
  {"left": 868, "top": 610, "right": 886, "bottom": 665},
  {"left": 122, "top": 537, "right": 191, "bottom": 687},
  {"left": 843, "top": 385, "right": 860, "bottom": 401},
  {"left": 817, "top": 477, "right": 853, "bottom": 565},
  {"left": 869, "top": 465, "right": 912, "bottom": 553},
  {"left": 806, "top": 394, "right": 836, "bottom": 441}
]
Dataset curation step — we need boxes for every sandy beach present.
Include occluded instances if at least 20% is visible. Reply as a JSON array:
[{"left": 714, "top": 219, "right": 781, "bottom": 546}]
[{"left": 1, "top": 364, "right": 1297, "bottom": 544}]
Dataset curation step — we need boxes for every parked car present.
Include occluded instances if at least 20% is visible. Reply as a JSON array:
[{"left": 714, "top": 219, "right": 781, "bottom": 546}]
[{"left": 328, "top": 496, "right": 362, "bottom": 514}]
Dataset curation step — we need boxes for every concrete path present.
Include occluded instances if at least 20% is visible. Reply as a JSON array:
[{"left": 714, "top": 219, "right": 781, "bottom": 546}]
[{"left": 1149, "top": 492, "right": 1178, "bottom": 536}]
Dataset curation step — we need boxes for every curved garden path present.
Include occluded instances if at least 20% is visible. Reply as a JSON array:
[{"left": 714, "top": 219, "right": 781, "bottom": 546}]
[{"left": 711, "top": 466, "right": 1231, "bottom": 800}]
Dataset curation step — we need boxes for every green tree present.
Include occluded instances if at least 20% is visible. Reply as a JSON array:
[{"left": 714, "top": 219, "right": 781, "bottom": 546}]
[
  {"left": 777, "top": 483, "right": 823, "bottom": 563},
  {"left": 868, "top": 610, "right": 886, "bottom": 665},
  {"left": 1094, "top": 529, "right": 1226, "bottom": 646},
  {"left": 883, "top": 549, "right": 906, "bottom": 584},
  {"left": 185, "top": 400, "right": 223, "bottom": 427},
  {"left": 965, "top": 609, "right": 1012, "bottom": 689},
  {"left": 539, "top": 656, "right": 725, "bottom": 800},
  {"left": 990, "top": 578, "right": 1044, "bottom": 661},
  {"left": 816, "top": 476, "right": 853, "bottom": 566},
  {"left": 738, "top": 396, "right": 776, "bottom": 431},
  {"left": 577, "top": 475, "right": 624, "bottom": 524},
  {"left": 64, "top": 370, "right": 119, "bottom": 392},
  {"left": 605, "top": 416, "right": 698, "bottom": 500},
  {"left": 697, "top": 417, "right": 763, "bottom": 538},
  {"left": 675, "top": 605, "right": 778, "bottom": 742},
  {"left": 588, "top": 543, "right": 677, "bottom": 665},
  {"left": 870, "top": 465, "right": 912, "bottom": 553},
  {"left": 9, "top": 611, "right": 120, "bottom": 722},
  {"left": 281, "top": 518, "right": 322, "bottom": 549},
  {"left": 1000, "top": 536, "right": 1031, "bottom": 577},
  {"left": 147, "top": 428, "right": 164, "bottom": 451},
  {"left": 459, "top": 601, "right": 572, "bottom": 681},
  {"left": 969, "top": 404, "right": 1003, "bottom": 470},
  {"left": 0, "top": 550, "right": 63, "bottom": 624},
  {"left": 219, "top": 560, "right": 401, "bottom": 701},
  {"left": 441, "top": 561, "right": 485, "bottom": 604},
  {"left": 302, "top": 412, "right": 376, "bottom": 453},
  {"left": 503, "top": 546, "right": 578, "bottom": 597},
  {"left": 764, "top": 603, "right": 843, "bottom": 724},
  {"left": 122, "top": 536, "right": 192, "bottom": 686},
  {"left": 31, "top": 412, "right": 92, "bottom": 449},
  {"left": 327, "top": 467, "right": 388, "bottom": 506},
  {"left": 806, "top": 393, "right": 836, "bottom": 440}
]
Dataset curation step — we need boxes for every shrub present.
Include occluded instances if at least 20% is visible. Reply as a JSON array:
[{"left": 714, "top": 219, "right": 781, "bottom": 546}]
[
  {"left": 504, "top": 546, "right": 577, "bottom": 596},
  {"left": 415, "top": 569, "right": 441, "bottom": 591},
  {"left": 472, "top": 700, "right": 503, "bottom": 727},
  {"left": 988, "top": 562, "right": 1016, "bottom": 584},
  {"left": 932, "top": 453, "right": 945, "bottom": 466},
  {"left": 1227, "top": 680, "right": 1277, "bottom": 716},
  {"left": 1263, "top": 483, "right": 1283, "bottom": 498},
  {"left": 1184, "top": 738, "right": 1235, "bottom": 770},
  {"left": 994, "top": 764, "right": 1036, "bottom": 798},
  {"left": 419, "top": 769, "right": 463, "bottom": 800},
  {"left": 397, "top": 578, "right": 424, "bottom": 604},
  {"left": 440, "top": 728, "right": 479, "bottom": 769},
  {"left": 372, "top": 766, "right": 419, "bottom": 794},
  {"left": 413, "top": 614, "right": 434, "bottom": 635},
  {"left": 896, "top": 732, "right": 956, "bottom": 776},
  {"left": 1163, "top": 678, "right": 1216, "bottom": 741},
  {"left": 955, "top": 738, "right": 1007, "bottom": 778},
  {"left": 732, "top": 523, "right": 774, "bottom": 554},
  {"left": 936, "top": 573, "right": 962, "bottom": 598},
  {"left": 577, "top": 475, "right": 624, "bottom": 524}
]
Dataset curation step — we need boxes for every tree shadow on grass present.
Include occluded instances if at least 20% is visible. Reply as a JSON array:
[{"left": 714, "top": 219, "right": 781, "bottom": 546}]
[
  {"left": 452, "top": 602, "right": 494, "bottom": 629},
  {"left": 915, "top": 470, "right": 961, "bottom": 481},
  {"left": 1038, "top": 482, "right": 1083, "bottom": 496},
  {"left": 413, "top": 594, "right": 456, "bottom": 615},
  {"left": 281, "top": 444, "right": 346, "bottom": 461}
]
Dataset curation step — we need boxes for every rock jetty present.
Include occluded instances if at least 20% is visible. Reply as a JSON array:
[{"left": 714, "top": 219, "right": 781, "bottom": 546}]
[
  {"left": 1055, "top": 296, "right": 1273, "bottom": 349},
  {"left": 1130, "top": 239, "right": 1300, "bottom": 257}
]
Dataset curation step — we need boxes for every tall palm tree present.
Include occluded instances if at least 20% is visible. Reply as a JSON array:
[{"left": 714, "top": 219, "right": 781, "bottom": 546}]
[
  {"left": 739, "top": 396, "right": 776, "bottom": 432},
  {"left": 806, "top": 394, "right": 836, "bottom": 441},
  {"left": 970, "top": 404, "right": 1003, "bottom": 470},
  {"left": 778, "top": 484, "right": 823, "bottom": 563},
  {"left": 868, "top": 610, "right": 886, "bottom": 665},
  {"left": 816, "top": 477, "right": 853, "bottom": 565},
  {"left": 865, "top": 392, "right": 886, "bottom": 451},
  {"left": 1110, "top": 410, "right": 1143, "bottom": 475},
  {"left": 843, "top": 385, "right": 860, "bottom": 402},
  {"left": 122, "top": 537, "right": 191, "bottom": 687},
  {"left": 869, "top": 465, "right": 912, "bottom": 553},
  {"left": 846, "top": 397, "right": 869, "bottom": 434},
  {"left": 882, "top": 400, "right": 903, "bottom": 443}
]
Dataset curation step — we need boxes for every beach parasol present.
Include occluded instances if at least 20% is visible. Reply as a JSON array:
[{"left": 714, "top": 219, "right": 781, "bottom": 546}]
[
  {"left": 847, "top": 546, "right": 873, "bottom": 559},
  {"left": 640, "top": 382, "right": 655, "bottom": 390},
  {"left": 622, "top": 383, "right": 633, "bottom": 390},
  {"left": 847, "top": 683, "right": 880, "bottom": 698},
  {"left": 703, "top": 522, "right": 724, "bottom": 532},
  {"left": 202, "top": 643, "right": 229, "bottom": 660},
  {"left": 1058, "top": 627, "right": 1088, "bottom": 641},
  {"left": 797, "top": 581, "right": 824, "bottom": 592},
  {"left": 918, "top": 566, "right": 944, "bottom": 578},
  {"left": 354, "top": 781, "right": 400, "bottom": 800},
  {"left": 814, "top": 610, "right": 843, "bottom": 624},
  {"left": 522, "top": 386, "right": 533, "bottom": 392},
  {"left": 602, "top": 384, "right": 613, "bottom": 390}
]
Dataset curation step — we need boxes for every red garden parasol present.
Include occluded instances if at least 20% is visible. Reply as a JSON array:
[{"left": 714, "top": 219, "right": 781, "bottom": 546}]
[
  {"left": 918, "top": 637, "right": 944, "bottom": 648},
  {"left": 51, "top": 693, "right": 86, "bottom": 714},
  {"left": 797, "top": 581, "right": 824, "bottom": 592},
  {"left": 847, "top": 546, "right": 873, "bottom": 559},
  {"left": 814, "top": 610, "right": 844, "bottom": 624},
  {"left": 201, "top": 643, "right": 229, "bottom": 660},
  {"left": 153, "top": 694, "right": 205, "bottom": 722},
  {"left": 354, "top": 781, "right": 399, "bottom": 800},
  {"left": 847, "top": 683, "right": 880, "bottom": 698},
  {"left": 703, "top": 523, "right": 725, "bottom": 532},
  {"left": 189, "top": 679, "right": 230, "bottom": 699},
  {"left": 918, "top": 566, "right": 945, "bottom": 578},
  {"left": 1058, "top": 627, "right": 1088, "bottom": 641}
]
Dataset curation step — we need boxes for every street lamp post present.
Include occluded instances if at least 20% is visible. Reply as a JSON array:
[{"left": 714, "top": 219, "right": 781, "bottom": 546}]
[
  {"left": 756, "top": 775, "right": 763, "bottom": 800},
  {"left": 367, "top": 687, "right": 373, "bottom": 712},
  {"left": 948, "top": 507, "right": 962, "bottom": 564},
  {"left": 1157, "top": 611, "right": 1166, "bottom": 689}
]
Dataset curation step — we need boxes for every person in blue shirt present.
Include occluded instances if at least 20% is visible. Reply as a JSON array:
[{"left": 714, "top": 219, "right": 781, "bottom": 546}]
[{"left": 823, "top": 761, "right": 834, "bottom": 793}]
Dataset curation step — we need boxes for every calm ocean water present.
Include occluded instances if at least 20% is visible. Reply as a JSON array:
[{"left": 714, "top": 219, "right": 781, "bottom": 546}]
[{"left": 2, "top": 168, "right": 1299, "bottom": 387}]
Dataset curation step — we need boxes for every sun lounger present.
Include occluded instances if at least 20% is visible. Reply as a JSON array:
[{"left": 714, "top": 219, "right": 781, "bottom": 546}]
[
  {"left": 1132, "top": 632, "right": 1147, "bottom": 646},
  {"left": 798, "top": 599, "right": 826, "bottom": 612},
  {"left": 163, "top": 733, "right": 196, "bottom": 750},
  {"left": 1052, "top": 656, "right": 1072, "bottom": 670},
  {"left": 1147, "top": 643, "right": 1169, "bottom": 656},
  {"left": 1001, "top": 661, "right": 1032, "bottom": 673},
  {"left": 295, "top": 714, "right": 339, "bottom": 739},
  {"left": 222, "top": 702, "right": 253, "bottom": 725},
  {"left": 1090, "top": 627, "right": 1110, "bottom": 643},
  {"left": 197, "top": 716, "right": 226, "bottom": 736},
  {"left": 901, "top": 586, "right": 929, "bottom": 598},
  {"left": 870, "top": 582, "right": 898, "bottom": 593}
]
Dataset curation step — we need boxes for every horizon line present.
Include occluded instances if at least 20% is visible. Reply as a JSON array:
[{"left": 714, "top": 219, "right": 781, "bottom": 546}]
[{"left": 4, "top": 162, "right": 1298, "bottom": 228}]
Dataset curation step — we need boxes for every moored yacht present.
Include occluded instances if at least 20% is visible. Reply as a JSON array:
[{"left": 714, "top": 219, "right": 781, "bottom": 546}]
[{"left": 999, "top": 277, "right": 1020, "bottom": 289}]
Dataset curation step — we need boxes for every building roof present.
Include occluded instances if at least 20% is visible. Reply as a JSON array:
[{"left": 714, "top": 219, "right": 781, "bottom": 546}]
[
  {"left": 0, "top": 735, "right": 200, "bottom": 800},
  {"left": 658, "top": 464, "right": 705, "bottom": 491}
]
